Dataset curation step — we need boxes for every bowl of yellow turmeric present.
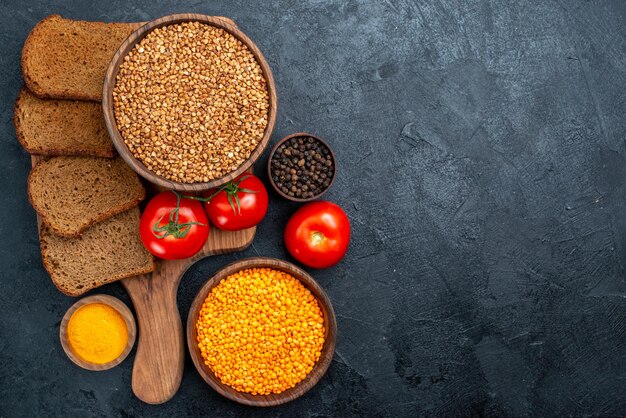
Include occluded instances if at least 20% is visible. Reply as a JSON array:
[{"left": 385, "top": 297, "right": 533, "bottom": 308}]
[
  {"left": 187, "top": 257, "right": 337, "bottom": 406},
  {"left": 60, "top": 294, "right": 136, "bottom": 371}
]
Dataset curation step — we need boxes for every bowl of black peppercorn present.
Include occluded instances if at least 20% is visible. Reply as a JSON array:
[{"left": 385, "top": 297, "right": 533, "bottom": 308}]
[{"left": 267, "top": 132, "right": 336, "bottom": 202}]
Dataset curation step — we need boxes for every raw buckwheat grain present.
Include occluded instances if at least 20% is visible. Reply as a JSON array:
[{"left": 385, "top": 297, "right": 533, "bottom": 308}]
[{"left": 113, "top": 21, "right": 269, "bottom": 183}]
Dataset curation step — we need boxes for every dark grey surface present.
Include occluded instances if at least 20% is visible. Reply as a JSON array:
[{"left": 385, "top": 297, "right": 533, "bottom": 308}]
[{"left": 1, "top": 0, "right": 626, "bottom": 416}]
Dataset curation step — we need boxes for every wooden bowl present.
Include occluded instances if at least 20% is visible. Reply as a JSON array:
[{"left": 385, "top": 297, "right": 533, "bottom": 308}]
[
  {"left": 187, "top": 257, "right": 337, "bottom": 406},
  {"left": 60, "top": 294, "right": 137, "bottom": 371},
  {"left": 102, "top": 13, "right": 277, "bottom": 192},
  {"left": 266, "top": 132, "right": 337, "bottom": 202}
]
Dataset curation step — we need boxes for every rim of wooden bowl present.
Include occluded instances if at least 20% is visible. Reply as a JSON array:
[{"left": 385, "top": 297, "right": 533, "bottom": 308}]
[
  {"left": 102, "top": 13, "right": 278, "bottom": 192},
  {"left": 266, "top": 132, "right": 337, "bottom": 202},
  {"left": 186, "top": 257, "right": 337, "bottom": 406},
  {"left": 59, "top": 294, "right": 137, "bottom": 371}
]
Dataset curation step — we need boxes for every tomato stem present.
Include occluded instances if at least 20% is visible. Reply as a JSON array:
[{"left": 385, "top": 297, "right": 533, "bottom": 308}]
[
  {"left": 152, "top": 191, "right": 206, "bottom": 239},
  {"left": 181, "top": 175, "right": 257, "bottom": 216}
]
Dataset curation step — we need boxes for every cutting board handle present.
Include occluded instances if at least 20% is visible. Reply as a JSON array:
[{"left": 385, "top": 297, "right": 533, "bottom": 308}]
[{"left": 122, "top": 262, "right": 187, "bottom": 405}]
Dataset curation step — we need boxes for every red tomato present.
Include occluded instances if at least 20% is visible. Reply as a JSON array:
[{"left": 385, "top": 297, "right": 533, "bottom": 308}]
[
  {"left": 205, "top": 174, "right": 268, "bottom": 231},
  {"left": 284, "top": 201, "right": 350, "bottom": 268},
  {"left": 140, "top": 191, "right": 209, "bottom": 260}
]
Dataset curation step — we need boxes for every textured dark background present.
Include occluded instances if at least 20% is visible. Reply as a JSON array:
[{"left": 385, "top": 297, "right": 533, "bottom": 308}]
[{"left": 1, "top": 0, "right": 626, "bottom": 416}]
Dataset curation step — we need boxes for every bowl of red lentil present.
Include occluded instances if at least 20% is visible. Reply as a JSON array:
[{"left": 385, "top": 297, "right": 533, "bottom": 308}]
[
  {"left": 186, "top": 257, "right": 337, "bottom": 406},
  {"left": 102, "top": 14, "right": 277, "bottom": 192}
]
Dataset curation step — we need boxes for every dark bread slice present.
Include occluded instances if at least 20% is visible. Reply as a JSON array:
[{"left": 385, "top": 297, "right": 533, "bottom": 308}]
[
  {"left": 28, "top": 156, "right": 145, "bottom": 237},
  {"left": 13, "top": 88, "right": 115, "bottom": 157},
  {"left": 40, "top": 208, "right": 155, "bottom": 296},
  {"left": 21, "top": 15, "right": 141, "bottom": 101},
  {"left": 21, "top": 15, "right": 237, "bottom": 101}
]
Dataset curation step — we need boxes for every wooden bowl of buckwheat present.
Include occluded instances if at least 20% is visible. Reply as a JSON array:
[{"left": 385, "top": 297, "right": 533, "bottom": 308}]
[{"left": 102, "top": 14, "right": 277, "bottom": 192}]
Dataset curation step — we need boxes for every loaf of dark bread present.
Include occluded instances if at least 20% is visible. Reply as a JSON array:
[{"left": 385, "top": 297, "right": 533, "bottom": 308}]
[
  {"left": 40, "top": 208, "right": 155, "bottom": 296},
  {"left": 14, "top": 88, "right": 115, "bottom": 157},
  {"left": 28, "top": 156, "right": 145, "bottom": 237}
]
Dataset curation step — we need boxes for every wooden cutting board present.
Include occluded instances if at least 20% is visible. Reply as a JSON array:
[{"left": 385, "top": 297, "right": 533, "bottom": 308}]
[
  {"left": 121, "top": 212, "right": 255, "bottom": 404},
  {"left": 31, "top": 118, "right": 255, "bottom": 405}
]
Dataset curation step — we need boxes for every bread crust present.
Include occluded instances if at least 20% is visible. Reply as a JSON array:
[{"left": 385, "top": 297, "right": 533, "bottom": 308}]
[{"left": 20, "top": 15, "right": 56, "bottom": 100}]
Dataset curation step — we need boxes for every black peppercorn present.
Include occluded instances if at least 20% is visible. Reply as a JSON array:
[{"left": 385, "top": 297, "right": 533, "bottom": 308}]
[{"left": 270, "top": 135, "right": 335, "bottom": 200}]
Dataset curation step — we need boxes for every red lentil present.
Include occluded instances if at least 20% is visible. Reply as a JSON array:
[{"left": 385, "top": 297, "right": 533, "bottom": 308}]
[{"left": 196, "top": 267, "right": 325, "bottom": 395}]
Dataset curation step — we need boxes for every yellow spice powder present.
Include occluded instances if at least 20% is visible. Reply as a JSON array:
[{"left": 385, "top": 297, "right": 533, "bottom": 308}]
[
  {"left": 196, "top": 268, "right": 325, "bottom": 395},
  {"left": 66, "top": 303, "right": 128, "bottom": 364}
]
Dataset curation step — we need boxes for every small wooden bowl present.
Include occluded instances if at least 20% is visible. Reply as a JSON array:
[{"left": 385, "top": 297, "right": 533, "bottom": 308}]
[
  {"left": 187, "top": 257, "right": 337, "bottom": 406},
  {"left": 60, "top": 295, "right": 137, "bottom": 371},
  {"left": 102, "top": 14, "right": 277, "bottom": 192},
  {"left": 266, "top": 132, "right": 337, "bottom": 202}
]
